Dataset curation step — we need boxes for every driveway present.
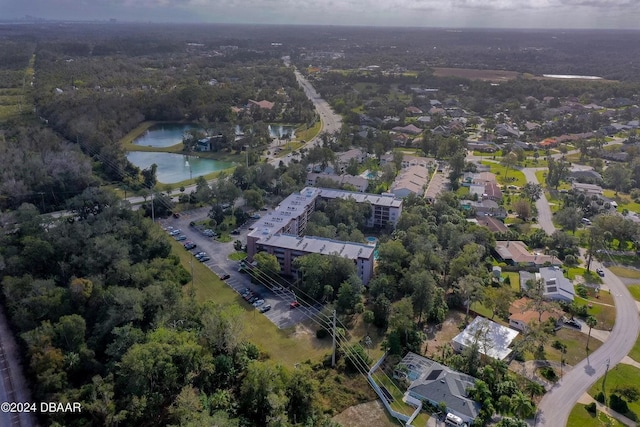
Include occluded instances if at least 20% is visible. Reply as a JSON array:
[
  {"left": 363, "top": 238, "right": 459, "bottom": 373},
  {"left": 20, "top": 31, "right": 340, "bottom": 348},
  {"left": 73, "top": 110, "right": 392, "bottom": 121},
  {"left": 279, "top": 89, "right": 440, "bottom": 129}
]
[{"left": 522, "top": 167, "right": 556, "bottom": 235}]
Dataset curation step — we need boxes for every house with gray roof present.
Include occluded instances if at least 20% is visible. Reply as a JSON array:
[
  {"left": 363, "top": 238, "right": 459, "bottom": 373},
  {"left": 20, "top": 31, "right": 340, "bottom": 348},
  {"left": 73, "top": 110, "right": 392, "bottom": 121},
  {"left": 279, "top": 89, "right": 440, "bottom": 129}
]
[
  {"left": 520, "top": 266, "right": 575, "bottom": 302},
  {"left": 395, "top": 353, "right": 481, "bottom": 424}
]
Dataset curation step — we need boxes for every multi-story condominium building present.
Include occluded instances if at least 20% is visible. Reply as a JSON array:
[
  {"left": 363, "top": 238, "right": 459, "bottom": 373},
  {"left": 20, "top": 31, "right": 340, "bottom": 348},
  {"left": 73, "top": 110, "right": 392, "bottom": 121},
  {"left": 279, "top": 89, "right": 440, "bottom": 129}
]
[{"left": 246, "top": 187, "right": 403, "bottom": 285}]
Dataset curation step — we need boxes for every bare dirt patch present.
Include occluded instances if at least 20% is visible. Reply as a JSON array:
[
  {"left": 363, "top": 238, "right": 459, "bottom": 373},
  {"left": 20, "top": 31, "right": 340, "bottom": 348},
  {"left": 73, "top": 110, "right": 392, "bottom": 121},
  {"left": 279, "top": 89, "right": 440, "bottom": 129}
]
[
  {"left": 422, "top": 310, "right": 465, "bottom": 358},
  {"left": 433, "top": 67, "right": 521, "bottom": 81},
  {"left": 332, "top": 400, "right": 400, "bottom": 427}
]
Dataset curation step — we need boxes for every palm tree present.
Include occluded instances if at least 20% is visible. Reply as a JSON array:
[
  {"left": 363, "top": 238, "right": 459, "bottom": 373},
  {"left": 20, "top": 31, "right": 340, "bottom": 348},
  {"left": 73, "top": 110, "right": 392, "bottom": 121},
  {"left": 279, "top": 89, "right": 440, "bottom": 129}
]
[
  {"left": 510, "top": 391, "right": 534, "bottom": 419},
  {"left": 455, "top": 275, "right": 484, "bottom": 321},
  {"left": 524, "top": 381, "right": 545, "bottom": 399},
  {"left": 586, "top": 315, "right": 598, "bottom": 350}
]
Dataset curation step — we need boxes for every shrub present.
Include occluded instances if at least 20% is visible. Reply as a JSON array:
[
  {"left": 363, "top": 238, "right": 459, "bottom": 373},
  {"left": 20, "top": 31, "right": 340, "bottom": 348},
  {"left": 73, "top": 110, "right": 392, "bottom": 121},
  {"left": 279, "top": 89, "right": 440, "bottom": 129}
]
[
  {"left": 576, "top": 285, "right": 588, "bottom": 298},
  {"left": 609, "top": 394, "right": 629, "bottom": 414},
  {"left": 595, "top": 391, "right": 605, "bottom": 403},
  {"left": 540, "top": 367, "right": 557, "bottom": 381},
  {"left": 316, "top": 328, "right": 329, "bottom": 339},
  {"left": 585, "top": 402, "right": 597, "bottom": 413}
]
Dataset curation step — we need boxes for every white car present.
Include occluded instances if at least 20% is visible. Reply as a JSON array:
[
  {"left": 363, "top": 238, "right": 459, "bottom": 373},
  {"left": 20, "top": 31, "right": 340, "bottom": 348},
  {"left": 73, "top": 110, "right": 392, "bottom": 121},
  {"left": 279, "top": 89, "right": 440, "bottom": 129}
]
[{"left": 253, "top": 299, "right": 265, "bottom": 307}]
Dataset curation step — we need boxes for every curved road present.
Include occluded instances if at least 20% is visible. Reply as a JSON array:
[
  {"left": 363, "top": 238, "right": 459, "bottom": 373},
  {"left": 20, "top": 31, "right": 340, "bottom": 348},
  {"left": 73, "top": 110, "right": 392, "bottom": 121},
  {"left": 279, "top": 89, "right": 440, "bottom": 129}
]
[{"left": 523, "top": 167, "right": 640, "bottom": 426}]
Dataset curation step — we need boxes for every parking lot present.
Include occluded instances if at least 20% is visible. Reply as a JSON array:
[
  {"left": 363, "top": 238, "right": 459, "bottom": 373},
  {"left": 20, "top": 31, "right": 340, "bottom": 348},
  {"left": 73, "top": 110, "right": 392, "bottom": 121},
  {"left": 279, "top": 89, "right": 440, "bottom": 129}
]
[{"left": 159, "top": 208, "right": 317, "bottom": 329}]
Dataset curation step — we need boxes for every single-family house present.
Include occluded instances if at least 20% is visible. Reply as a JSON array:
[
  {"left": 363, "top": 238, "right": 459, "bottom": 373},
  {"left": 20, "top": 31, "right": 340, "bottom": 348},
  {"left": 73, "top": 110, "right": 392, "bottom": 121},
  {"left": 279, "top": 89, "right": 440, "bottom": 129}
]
[
  {"left": 392, "top": 124, "right": 422, "bottom": 135},
  {"left": 519, "top": 267, "right": 575, "bottom": 302},
  {"left": 508, "top": 297, "right": 563, "bottom": 332},
  {"left": 248, "top": 99, "right": 274, "bottom": 110},
  {"left": 571, "top": 182, "right": 603, "bottom": 196},
  {"left": 405, "top": 106, "right": 423, "bottom": 116},
  {"left": 484, "top": 183, "right": 502, "bottom": 201},
  {"left": 395, "top": 352, "right": 481, "bottom": 424},
  {"left": 452, "top": 317, "right": 519, "bottom": 360},
  {"left": 476, "top": 216, "right": 509, "bottom": 234},
  {"left": 461, "top": 199, "right": 507, "bottom": 219},
  {"left": 431, "top": 125, "right": 450, "bottom": 136},
  {"left": 494, "top": 241, "right": 557, "bottom": 266}
]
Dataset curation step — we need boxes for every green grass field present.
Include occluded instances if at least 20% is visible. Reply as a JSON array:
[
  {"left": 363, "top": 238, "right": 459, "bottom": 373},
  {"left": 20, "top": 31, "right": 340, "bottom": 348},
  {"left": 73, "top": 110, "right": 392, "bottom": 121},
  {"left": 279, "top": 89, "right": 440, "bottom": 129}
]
[
  {"left": 628, "top": 285, "right": 640, "bottom": 301},
  {"left": 295, "top": 120, "right": 322, "bottom": 142},
  {"left": 588, "top": 364, "right": 640, "bottom": 420},
  {"left": 567, "top": 404, "right": 626, "bottom": 427},
  {"left": 603, "top": 190, "right": 640, "bottom": 214},
  {"left": 481, "top": 161, "right": 527, "bottom": 187},
  {"left": 629, "top": 335, "right": 640, "bottom": 363},
  {"left": 609, "top": 267, "right": 640, "bottom": 279},
  {"left": 537, "top": 328, "right": 603, "bottom": 366}
]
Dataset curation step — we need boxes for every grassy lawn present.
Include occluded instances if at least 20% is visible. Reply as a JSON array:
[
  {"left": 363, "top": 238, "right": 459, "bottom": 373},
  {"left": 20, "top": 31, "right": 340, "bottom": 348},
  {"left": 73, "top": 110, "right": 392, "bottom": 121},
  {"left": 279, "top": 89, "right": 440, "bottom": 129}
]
[
  {"left": 372, "top": 372, "right": 418, "bottom": 417},
  {"left": 455, "top": 186, "right": 469, "bottom": 197},
  {"left": 535, "top": 328, "right": 603, "bottom": 366},
  {"left": 573, "top": 297, "right": 616, "bottom": 330},
  {"left": 589, "top": 364, "right": 640, "bottom": 421},
  {"left": 228, "top": 251, "right": 247, "bottom": 261},
  {"left": 609, "top": 266, "right": 640, "bottom": 279},
  {"left": 567, "top": 404, "right": 626, "bottom": 427},
  {"left": 481, "top": 161, "right": 526, "bottom": 187},
  {"left": 504, "top": 272, "right": 520, "bottom": 292},
  {"left": 535, "top": 170, "right": 546, "bottom": 184},
  {"left": 296, "top": 120, "right": 322, "bottom": 142},
  {"left": 629, "top": 335, "right": 640, "bottom": 363},
  {"left": 166, "top": 237, "right": 330, "bottom": 366},
  {"left": 603, "top": 190, "right": 640, "bottom": 213},
  {"left": 627, "top": 285, "right": 640, "bottom": 301}
]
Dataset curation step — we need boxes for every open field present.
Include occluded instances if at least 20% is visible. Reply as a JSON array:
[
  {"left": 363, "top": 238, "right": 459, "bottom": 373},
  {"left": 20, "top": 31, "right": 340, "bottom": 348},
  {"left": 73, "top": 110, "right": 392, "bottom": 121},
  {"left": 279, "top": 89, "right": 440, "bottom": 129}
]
[
  {"left": 432, "top": 67, "right": 521, "bottom": 81},
  {"left": 529, "top": 328, "right": 603, "bottom": 366}
]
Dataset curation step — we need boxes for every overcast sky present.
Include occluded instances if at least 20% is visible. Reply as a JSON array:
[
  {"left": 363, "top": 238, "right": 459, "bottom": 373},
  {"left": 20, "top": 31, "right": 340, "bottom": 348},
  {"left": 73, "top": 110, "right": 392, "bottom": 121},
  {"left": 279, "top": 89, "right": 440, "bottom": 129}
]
[{"left": 5, "top": 0, "right": 640, "bottom": 29}]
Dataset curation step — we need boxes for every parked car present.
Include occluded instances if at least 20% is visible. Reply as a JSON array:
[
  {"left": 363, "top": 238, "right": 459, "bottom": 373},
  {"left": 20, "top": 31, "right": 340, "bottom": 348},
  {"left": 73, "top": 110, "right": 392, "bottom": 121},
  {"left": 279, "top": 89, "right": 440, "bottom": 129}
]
[
  {"left": 250, "top": 213, "right": 261, "bottom": 219},
  {"left": 248, "top": 296, "right": 259, "bottom": 304},
  {"left": 259, "top": 304, "right": 272, "bottom": 313},
  {"left": 173, "top": 212, "right": 181, "bottom": 218},
  {"left": 253, "top": 299, "right": 265, "bottom": 307},
  {"left": 175, "top": 235, "right": 187, "bottom": 241},
  {"left": 231, "top": 229, "right": 240, "bottom": 235},
  {"left": 203, "top": 229, "right": 216, "bottom": 237},
  {"left": 219, "top": 274, "right": 231, "bottom": 280},
  {"left": 596, "top": 268, "right": 605, "bottom": 277},
  {"left": 290, "top": 301, "right": 300, "bottom": 309},
  {"left": 564, "top": 319, "right": 581, "bottom": 329},
  {"left": 194, "top": 252, "right": 207, "bottom": 259},
  {"left": 169, "top": 229, "right": 181, "bottom": 236},
  {"left": 184, "top": 242, "right": 196, "bottom": 250},
  {"left": 199, "top": 256, "right": 210, "bottom": 262}
]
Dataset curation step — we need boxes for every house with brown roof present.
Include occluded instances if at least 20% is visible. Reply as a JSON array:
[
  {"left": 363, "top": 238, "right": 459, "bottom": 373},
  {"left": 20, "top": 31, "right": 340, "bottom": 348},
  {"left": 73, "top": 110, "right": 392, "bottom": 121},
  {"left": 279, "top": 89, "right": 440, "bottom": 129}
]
[
  {"left": 508, "top": 297, "right": 562, "bottom": 332},
  {"left": 405, "top": 106, "right": 423, "bottom": 116},
  {"left": 390, "top": 165, "right": 430, "bottom": 198},
  {"left": 494, "top": 241, "right": 557, "bottom": 266},
  {"left": 392, "top": 124, "right": 422, "bottom": 135},
  {"left": 248, "top": 99, "right": 275, "bottom": 110},
  {"left": 476, "top": 216, "right": 509, "bottom": 233},
  {"left": 484, "top": 182, "right": 503, "bottom": 201}
]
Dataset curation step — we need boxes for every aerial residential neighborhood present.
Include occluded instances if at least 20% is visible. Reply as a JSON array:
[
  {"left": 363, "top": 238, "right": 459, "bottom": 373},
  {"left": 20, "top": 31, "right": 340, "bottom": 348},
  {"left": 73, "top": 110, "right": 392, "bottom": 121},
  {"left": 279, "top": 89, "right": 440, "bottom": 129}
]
[{"left": 1, "top": 16, "right": 640, "bottom": 427}]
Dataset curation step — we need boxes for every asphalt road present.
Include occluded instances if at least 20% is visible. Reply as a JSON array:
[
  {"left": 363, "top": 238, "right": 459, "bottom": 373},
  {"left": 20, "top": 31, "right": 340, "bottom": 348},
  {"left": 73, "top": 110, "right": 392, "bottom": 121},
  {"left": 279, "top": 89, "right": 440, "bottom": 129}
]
[
  {"left": 522, "top": 167, "right": 556, "bottom": 235},
  {"left": 526, "top": 164, "right": 640, "bottom": 426},
  {"left": 269, "top": 68, "right": 342, "bottom": 168}
]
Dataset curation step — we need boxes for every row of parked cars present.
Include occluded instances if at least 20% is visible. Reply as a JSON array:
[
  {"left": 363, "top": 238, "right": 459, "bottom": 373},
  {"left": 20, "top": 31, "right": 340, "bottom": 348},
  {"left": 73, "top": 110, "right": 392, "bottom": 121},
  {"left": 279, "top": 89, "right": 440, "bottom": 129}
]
[
  {"left": 239, "top": 288, "right": 271, "bottom": 313},
  {"left": 164, "top": 227, "right": 212, "bottom": 262}
]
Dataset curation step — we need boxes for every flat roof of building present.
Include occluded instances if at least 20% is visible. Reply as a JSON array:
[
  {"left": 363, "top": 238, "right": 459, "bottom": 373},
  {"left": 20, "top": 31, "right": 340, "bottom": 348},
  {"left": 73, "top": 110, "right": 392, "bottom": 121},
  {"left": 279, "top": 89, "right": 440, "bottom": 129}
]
[
  {"left": 452, "top": 316, "right": 519, "bottom": 360},
  {"left": 309, "top": 187, "right": 403, "bottom": 208},
  {"left": 260, "top": 234, "right": 375, "bottom": 260}
]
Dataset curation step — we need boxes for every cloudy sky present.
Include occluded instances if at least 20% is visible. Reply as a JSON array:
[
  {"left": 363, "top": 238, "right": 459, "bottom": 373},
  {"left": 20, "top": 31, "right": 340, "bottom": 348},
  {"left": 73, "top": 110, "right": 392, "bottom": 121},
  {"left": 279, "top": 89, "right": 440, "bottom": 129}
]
[{"left": 5, "top": 0, "right": 640, "bottom": 29}]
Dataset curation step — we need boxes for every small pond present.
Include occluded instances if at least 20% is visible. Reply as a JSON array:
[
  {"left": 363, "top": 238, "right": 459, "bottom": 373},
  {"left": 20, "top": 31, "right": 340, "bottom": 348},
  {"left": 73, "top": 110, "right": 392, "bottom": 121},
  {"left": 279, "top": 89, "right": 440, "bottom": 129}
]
[
  {"left": 126, "top": 151, "right": 233, "bottom": 184},
  {"left": 133, "top": 123, "right": 198, "bottom": 148}
]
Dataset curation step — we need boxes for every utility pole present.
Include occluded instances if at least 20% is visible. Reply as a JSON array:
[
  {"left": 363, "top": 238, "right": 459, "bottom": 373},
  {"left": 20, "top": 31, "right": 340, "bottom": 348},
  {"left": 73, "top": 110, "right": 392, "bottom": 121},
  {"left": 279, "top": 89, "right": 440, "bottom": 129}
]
[
  {"left": 331, "top": 310, "right": 337, "bottom": 368},
  {"left": 602, "top": 358, "right": 611, "bottom": 393},
  {"left": 151, "top": 190, "right": 155, "bottom": 223}
]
